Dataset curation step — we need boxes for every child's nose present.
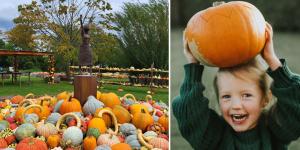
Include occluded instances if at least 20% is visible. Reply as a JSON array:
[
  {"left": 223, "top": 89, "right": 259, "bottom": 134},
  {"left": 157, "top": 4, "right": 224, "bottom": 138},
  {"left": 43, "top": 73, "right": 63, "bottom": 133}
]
[{"left": 231, "top": 98, "right": 242, "bottom": 109}]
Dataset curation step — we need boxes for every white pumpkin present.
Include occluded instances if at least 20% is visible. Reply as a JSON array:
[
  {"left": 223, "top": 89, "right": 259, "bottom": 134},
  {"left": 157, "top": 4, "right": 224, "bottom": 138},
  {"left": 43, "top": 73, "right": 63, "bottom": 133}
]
[
  {"left": 97, "top": 134, "right": 120, "bottom": 146},
  {"left": 83, "top": 96, "right": 104, "bottom": 115},
  {"left": 62, "top": 126, "right": 83, "bottom": 146}
]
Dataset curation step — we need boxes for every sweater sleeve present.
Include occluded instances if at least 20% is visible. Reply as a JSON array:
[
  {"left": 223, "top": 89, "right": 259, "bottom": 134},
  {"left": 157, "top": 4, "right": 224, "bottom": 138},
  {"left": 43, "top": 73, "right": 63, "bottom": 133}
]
[
  {"left": 267, "top": 59, "right": 300, "bottom": 143},
  {"left": 172, "top": 63, "right": 224, "bottom": 149}
]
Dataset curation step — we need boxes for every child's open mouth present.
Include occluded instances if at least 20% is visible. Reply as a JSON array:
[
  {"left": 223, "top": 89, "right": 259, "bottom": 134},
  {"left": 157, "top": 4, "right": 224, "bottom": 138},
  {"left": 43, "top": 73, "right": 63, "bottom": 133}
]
[{"left": 231, "top": 114, "right": 248, "bottom": 124}]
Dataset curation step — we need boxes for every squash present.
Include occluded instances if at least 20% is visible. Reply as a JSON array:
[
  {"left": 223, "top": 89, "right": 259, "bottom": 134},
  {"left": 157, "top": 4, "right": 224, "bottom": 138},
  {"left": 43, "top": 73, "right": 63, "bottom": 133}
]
[
  {"left": 47, "top": 134, "right": 60, "bottom": 148},
  {"left": 56, "top": 91, "right": 70, "bottom": 101},
  {"left": 24, "top": 113, "right": 39, "bottom": 124},
  {"left": 10, "top": 95, "right": 24, "bottom": 104},
  {"left": 95, "top": 145, "right": 111, "bottom": 150},
  {"left": 158, "top": 113, "right": 169, "bottom": 131},
  {"left": 132, "top": 109, "right": 154, "bottom": 132},
  {"left": 112, "top": 105, "right": 131, "bottom": 124},
  {"left": 36, "top": 120, "right": 58, "bottom": 138},
  {"left": 147, "top": 123, "right": 165, "bottom": 135},
  {"left": 99, "top": 92, "right": 121, "bottom": 108},
  {"left": 61, "top": 126, "right": 83, "bottom": 146},
  {"left": 86, "top": 127, "right": 101, "bottom": 139},
  {"left": 111, "top": 143, "right": 132, "bottom": 150},
  {"left": 1, "top": 128, "right": 16, "bottom": 145},
  {"left": 83, "top": 136, "right": 97, "bottom": 150},
  {"left": 121, "top": 93, "right": 137, "bottom": 106},
  {"left": 16, "top": 137, "right": 48, "bottom": 150},
  {"left": 0, "top": 120, "right": 9, "bottom": 131},
  {"left": 96, "top": 91, "right": 101, "bottom": 100},
  {"left": 56, "top": 113, "right": 81, "bottom": 132},
  {"left": 97, "top": 133, "right": 120, "bottom": 147},
  {"left": 53, "top": 100, "right": 64, "bottom": 113},
  {"left": 137, "top": 129, "right": 168, "bottom": 150},
  {"left": 83, "top": 96, "right": 104, "bottom": 115},
  {"left": 144, "top": 131, "right": 158, "bottom": 139},
  {"left": 88, "top": 117, "right": 107, "bottom": 134},
  {"left": 96, "top": 109, "right": 120, "bottom": 146},
  {"left": 46, "top": 113, "right": 61, "bottom": 125},
  {"left": 130, "top": 104, "right": 149, "bottom": 115},
  {"left": 59, "top": 97, "right": 82, "bottom": 114},
  {"left": 185, "top": 1, "right": 266, "bottom": 67},
  {"left": 56, "top": 113, "right": 83, "bottom": 147},
  {"left": 94, "top": 107, "right": 112, "bottom": 127},
  {"left": 119, "top": 123, "right": 137, "bottom": 136},
  {"left": 125, "top": 134, "right": 141, "bottom": 149},
  {"left": 38, "top": 95, "right": 57, "bottom": 107},
  {"left": 15, "top": 123, "right": 36, "bottom": 141},
  {"left": 14, "top": 99, "right": 34, "bottom": 122},
  {"left": 22, "top": 104, "right": 50, "bottom": 121},
  {"left": 0, "top": 138, "right": 8, "bottom": 148}
]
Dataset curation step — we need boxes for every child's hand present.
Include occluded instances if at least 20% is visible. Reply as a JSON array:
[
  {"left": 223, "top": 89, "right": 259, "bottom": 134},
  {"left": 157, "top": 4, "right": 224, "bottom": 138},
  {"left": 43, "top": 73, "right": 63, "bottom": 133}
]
[
  {"left": 261, "top": 22, "right": 282, "bottom": 71},
  {"left": 183, "top": 30, "right": 198, "bottom": 64}
]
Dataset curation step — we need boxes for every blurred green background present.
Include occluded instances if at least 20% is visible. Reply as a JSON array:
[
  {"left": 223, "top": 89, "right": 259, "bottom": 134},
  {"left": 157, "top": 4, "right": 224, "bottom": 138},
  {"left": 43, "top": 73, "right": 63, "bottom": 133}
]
[{"left": 170, "top": 0, "right": 300, "bottom": 149}]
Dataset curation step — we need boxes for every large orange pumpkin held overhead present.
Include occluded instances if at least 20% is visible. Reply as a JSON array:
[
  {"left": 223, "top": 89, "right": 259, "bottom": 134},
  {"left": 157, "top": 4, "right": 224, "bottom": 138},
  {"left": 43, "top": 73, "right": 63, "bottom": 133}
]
[{"left": 185, "top": 1, "right": 266, "bottom": 67}]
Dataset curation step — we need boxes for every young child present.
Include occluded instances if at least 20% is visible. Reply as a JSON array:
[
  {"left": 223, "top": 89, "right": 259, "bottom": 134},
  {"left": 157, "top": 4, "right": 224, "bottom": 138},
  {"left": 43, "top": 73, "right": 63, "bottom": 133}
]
[{"left": 172, "top": 22, "right": 300, "bottom": 150}]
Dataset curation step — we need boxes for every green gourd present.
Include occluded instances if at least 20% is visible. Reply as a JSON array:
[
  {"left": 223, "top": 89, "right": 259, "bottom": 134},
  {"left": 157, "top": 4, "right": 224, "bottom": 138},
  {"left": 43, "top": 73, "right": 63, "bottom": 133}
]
[{"left": 15, "top": 123, "right": 36, "bottom": 141}]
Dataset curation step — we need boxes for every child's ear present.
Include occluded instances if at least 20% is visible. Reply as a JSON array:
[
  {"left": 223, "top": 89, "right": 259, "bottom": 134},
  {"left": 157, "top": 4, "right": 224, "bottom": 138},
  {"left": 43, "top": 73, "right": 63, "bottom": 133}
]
[{"left": 262, "top": 90, "right": 272, "bottom": 107}]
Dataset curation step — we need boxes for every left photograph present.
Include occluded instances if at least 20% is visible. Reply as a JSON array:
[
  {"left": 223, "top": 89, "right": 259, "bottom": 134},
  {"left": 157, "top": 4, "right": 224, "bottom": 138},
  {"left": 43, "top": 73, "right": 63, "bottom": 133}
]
[{"left": 0, "top": 0, "right": 169, "bottom": 149}]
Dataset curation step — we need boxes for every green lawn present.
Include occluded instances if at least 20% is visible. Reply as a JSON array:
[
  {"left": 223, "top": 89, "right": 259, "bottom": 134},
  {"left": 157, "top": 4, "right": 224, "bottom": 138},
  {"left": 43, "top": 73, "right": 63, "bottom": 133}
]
[
  {"left": 0, "top": 76, "right": 168, "bottom": 104},
  {"left": 171, "top": 28, "right": 300, "bottom": 149}
]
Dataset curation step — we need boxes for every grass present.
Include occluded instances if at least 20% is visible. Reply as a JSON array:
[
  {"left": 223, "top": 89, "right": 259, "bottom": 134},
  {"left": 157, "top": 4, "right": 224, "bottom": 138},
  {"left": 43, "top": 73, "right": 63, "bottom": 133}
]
[
  {"left": 170, "top": 28, "right": 300, "bottom": 150},
  {"left": 0, "top": 76, "right": 168, "bottom": 104}
]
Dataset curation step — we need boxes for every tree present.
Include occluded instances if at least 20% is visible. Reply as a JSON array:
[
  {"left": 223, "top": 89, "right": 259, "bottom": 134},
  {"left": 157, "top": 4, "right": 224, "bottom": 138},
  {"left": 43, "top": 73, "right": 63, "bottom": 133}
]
[
  {"left": 89, "top": 26, "right": 127, "bottom": 67},
  {"left": 115, "top": 0, "right": 169, "bottom": 69},
  {"left": 14, "top": 0, "right": 117, "bottom": 78},
  {"left": 6, "top": 24, "right": 36, "bottom": 50}
]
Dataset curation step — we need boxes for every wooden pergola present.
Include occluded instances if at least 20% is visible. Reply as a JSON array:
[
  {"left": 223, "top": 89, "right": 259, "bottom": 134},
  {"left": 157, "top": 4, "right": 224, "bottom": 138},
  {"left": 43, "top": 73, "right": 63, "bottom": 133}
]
[{"left": 0, "top": 50, "right": 55, "bottom": 84}]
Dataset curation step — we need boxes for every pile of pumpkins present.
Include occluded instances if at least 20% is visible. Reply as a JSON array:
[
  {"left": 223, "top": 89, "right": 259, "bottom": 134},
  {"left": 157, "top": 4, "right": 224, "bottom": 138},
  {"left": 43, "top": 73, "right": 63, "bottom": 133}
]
[{"left": 0, "top": 91, "right": 169, "bottom": 150}]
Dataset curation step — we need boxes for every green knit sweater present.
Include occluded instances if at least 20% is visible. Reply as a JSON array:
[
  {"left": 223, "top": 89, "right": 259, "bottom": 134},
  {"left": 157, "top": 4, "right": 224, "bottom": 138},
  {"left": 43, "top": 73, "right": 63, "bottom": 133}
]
[{"left": 172, "top": 59, "right": 300, "bottom": 150}]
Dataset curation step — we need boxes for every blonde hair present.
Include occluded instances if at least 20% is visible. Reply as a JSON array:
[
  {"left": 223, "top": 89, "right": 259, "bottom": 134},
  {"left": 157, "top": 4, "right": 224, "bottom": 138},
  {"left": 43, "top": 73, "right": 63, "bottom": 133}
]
[{"left": 213, "top": 58, "right": 273, "bottom": 105}]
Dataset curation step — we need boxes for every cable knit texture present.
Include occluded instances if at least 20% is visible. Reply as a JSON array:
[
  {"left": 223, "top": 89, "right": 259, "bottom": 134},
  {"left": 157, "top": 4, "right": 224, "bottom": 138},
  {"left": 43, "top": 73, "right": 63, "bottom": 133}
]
[{"left": 172, "top": 60, "right": 300, "bottom": 150}]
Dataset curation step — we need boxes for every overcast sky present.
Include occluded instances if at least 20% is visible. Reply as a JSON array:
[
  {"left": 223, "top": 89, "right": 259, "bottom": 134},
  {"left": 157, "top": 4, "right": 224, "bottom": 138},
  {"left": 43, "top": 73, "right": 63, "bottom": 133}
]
[{"left": 0, "top": 0, "right": 148, "bottom": 32}]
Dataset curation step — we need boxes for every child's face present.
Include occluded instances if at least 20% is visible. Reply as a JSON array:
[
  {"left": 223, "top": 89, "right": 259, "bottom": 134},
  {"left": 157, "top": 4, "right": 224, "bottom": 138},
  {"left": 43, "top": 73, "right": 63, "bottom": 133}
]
[{"left": 217, "top": 72, "right": 265, "bottom": 132}]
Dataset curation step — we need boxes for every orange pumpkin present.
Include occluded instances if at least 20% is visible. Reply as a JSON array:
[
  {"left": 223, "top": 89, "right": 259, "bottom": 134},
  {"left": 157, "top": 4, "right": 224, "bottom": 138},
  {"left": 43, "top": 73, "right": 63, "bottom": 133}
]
[
  {"left": 130, "top": 104, "right": 149, "bottom": 115},
  {"left": 56, "top": 91, "right": 70, "bottom": 101},
  {"left": 88, "top": 117, "right": 107, "bottom": 134},
  {"left": 47, "top": 134, "right": 60, "bottom": 148},
  {"left": 111, "top": 143, "right": 132, "bottom": 150},
  {"left": 89, "top": 109, "right": 118, "bottom": 134},
  {"left": 14, "top": 100, "right": 35, "bottom": 122},
  {"left": 83, "top": 136, "right": 97, "bottom": 150},
  {"left": 112, "top": 105, "right": 131, "bottom": 124},
  {"left": 22, "top": 104, "right": 51, "bottom": 121},
  {"left": 158, "top": 114, "right": 169, "bottom": 131},
  {"left": 132, "top": 109, "right": 154, "bottom": 132},
  {"left": 59, "top": 97, "right": 82, "bottom": 114},
  {"left": 94, "top": 107, "right": 112, "bottom": 127},
  {"left": 11, "top": 95, "right": 24, "bottom": 104},
  {"left": 99, "top": 92, "right": 121, "bottom": 108},
  {"left": 185, "top": 1, "right": 266, "bottom": 67},
  {"left": 16, "top": 138, "right": 48, "bottom": 150},
  {"left": 0, "top": 138, "right": 8, "bottom": 148}
]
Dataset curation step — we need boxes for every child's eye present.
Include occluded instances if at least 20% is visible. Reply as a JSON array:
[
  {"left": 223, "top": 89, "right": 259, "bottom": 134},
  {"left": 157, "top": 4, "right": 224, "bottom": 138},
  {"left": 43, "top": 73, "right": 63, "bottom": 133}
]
[
  {"left": 242, "top": 93, "right": 252, "bottom": 99},
  {"left": 221, "top": 95, "right": 231, "bottom": 99}
]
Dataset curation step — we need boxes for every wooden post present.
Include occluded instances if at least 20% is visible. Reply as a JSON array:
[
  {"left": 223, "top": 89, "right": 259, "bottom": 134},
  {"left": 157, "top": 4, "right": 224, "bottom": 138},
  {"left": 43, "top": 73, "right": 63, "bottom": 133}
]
[{"left": 74, "top": 75, "right": 97, "bottom": 106}]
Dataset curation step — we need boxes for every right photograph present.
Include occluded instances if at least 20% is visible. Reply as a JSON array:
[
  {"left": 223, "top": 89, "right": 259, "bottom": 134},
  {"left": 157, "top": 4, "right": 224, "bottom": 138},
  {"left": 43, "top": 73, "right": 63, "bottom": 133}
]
[{"left": 171, "top": 1, "right": 300, "bottom": 150}]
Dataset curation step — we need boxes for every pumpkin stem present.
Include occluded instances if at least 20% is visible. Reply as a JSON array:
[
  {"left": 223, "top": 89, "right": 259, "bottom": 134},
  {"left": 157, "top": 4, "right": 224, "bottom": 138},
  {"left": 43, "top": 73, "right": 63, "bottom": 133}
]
[
  {"left": 141, "top": 108, "right": 146, "bottom": 114},
  {"left": 68, "top": 96, "right": 72, "bottom": 102},
  {"left": 213, "top": 1, "right": 225, "bottom": 7}
]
